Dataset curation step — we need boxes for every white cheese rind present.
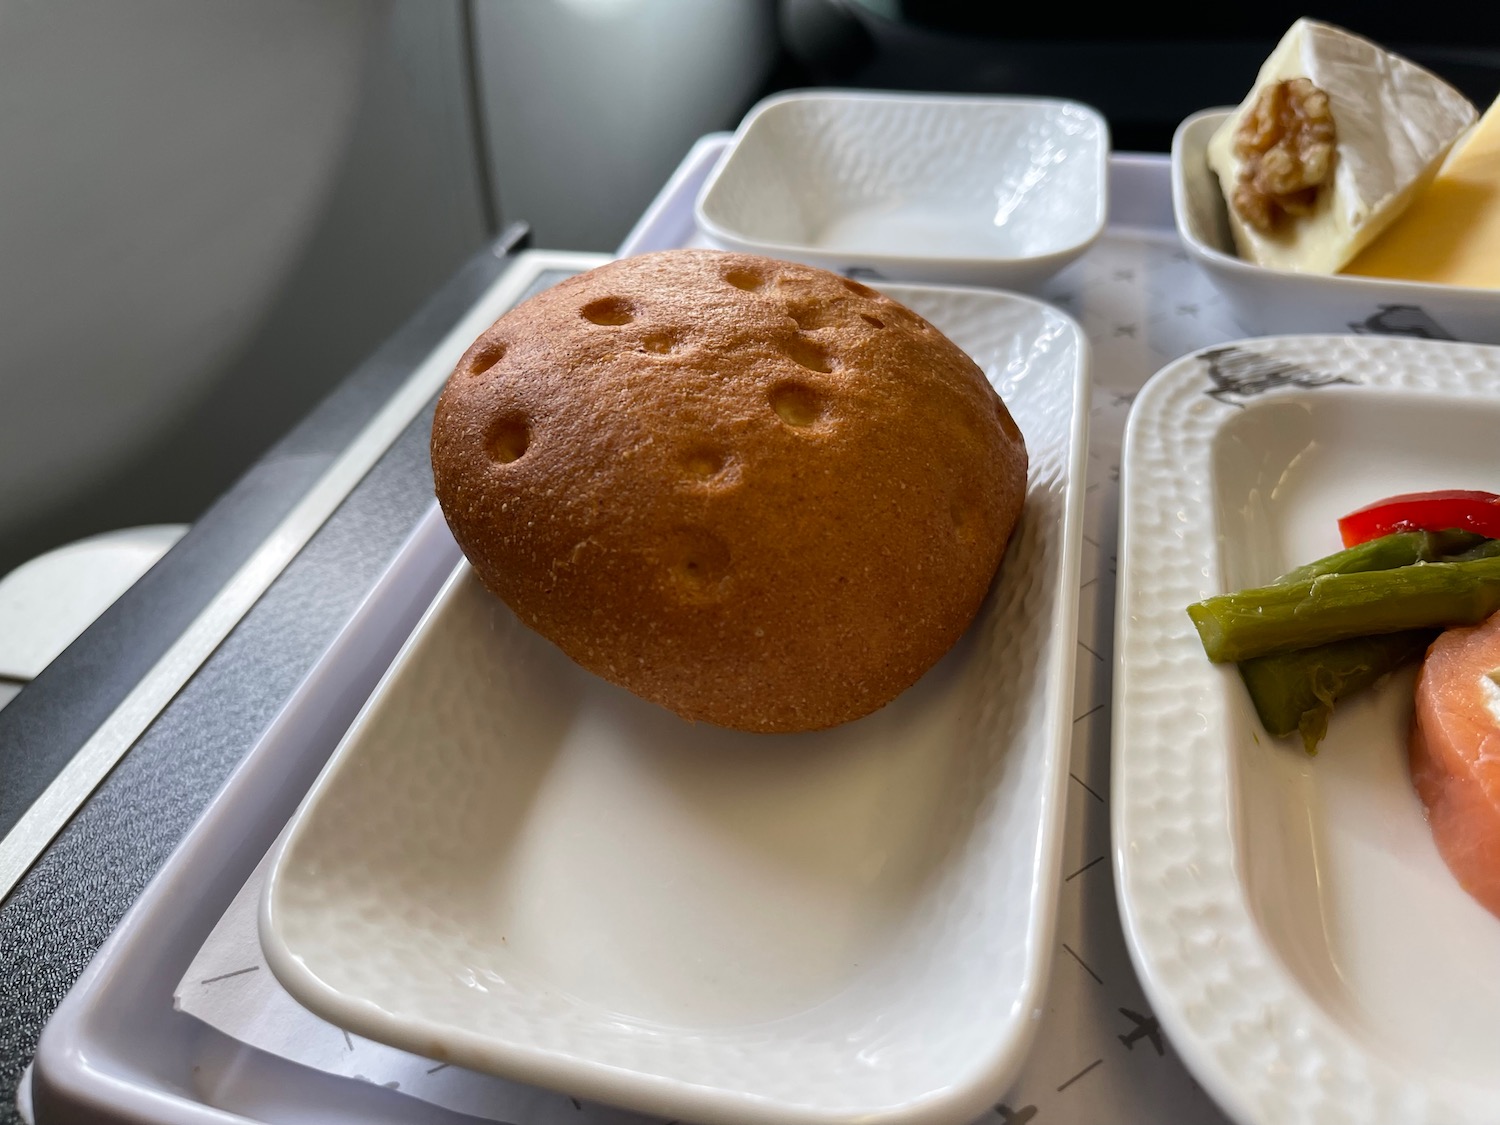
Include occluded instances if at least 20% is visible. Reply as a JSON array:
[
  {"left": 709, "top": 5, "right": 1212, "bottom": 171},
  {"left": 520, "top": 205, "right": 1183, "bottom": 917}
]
[{"left": 1207, "top": 19, "right": 1477, "bottom": 273}]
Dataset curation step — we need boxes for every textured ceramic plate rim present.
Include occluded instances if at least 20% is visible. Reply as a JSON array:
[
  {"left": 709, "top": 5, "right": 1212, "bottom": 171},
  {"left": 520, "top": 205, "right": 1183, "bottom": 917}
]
[
  {"left": 695, "top": 90, "right": 1110, "bottom": 271},
  {"left": 260, "top": 281, "right": 1091, "bottom": 1125},
  {"left": 1113, "top": 334, "right": 1500, "bottom": 1125},
  {"left": 1171, "top": 107, "right": 1500, "bottom": 303}
]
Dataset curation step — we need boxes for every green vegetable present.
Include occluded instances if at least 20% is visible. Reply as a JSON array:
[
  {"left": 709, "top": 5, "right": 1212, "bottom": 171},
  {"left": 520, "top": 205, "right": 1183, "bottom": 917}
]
[
  {"left": 1187, "top": 554, "right": 1500, "bottom": 664},
  {"left": 1238, "top": 630, "right": 1437, "bottom": 753},
  {"left": 1190, "top": 530, "right": 1499, "bottom": 750},
  {"left": 1444, "top": 537, "right": 1500, "bottom": 564},
  {"left": 1275, "top": 529, "right": 1484, "bottom": 585}
]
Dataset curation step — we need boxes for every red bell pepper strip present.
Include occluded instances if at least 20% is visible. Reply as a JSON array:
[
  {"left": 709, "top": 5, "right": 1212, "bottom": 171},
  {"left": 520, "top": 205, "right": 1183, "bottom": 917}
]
[{"left": 1338, "top": 490, "right": 1500, "bottom": 547}]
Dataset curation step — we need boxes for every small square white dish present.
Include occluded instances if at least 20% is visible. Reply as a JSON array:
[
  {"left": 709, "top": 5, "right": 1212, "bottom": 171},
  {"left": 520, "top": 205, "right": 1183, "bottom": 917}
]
[
  {"left": 695, "top": 91, "right": 1108, "bottom": 290},
  {"left": 1114, "top": 334, "right": 1500, "bottom": 1125},
  {"left": 260, "top": 283, "right": 1090, "bottom": 1125},
  {"left": 1172, "top": 109, "right": 1500, "bottom": 345}
]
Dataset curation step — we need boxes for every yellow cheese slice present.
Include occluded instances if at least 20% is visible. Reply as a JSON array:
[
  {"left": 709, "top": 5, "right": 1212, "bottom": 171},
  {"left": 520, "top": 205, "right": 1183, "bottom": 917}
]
[{"left": 1343, "top": 94, "right": 1500, "bottom": 287}]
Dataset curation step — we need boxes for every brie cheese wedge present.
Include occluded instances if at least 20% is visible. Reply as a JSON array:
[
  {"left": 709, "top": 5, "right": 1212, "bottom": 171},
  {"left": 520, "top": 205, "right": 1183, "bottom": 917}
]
[{"left": 1207, "top": 18, "right": 1477, "bottom": 274}]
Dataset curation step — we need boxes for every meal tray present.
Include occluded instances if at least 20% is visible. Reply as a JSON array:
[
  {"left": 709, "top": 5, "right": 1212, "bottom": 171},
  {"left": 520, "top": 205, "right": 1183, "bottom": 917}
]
[{"left": 27, "top": 134, "right": 1252, "bottom": 1125}]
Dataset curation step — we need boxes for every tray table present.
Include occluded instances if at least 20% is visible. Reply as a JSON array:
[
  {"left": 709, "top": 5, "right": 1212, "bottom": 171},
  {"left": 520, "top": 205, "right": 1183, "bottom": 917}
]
[{"left": 26, "top": 134, "right": 1256, "bottom": 1125}]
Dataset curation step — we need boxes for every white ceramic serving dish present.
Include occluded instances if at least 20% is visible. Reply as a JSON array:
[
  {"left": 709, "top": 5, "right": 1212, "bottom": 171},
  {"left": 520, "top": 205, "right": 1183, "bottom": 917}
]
[
  {"left": 259, "top": 282, "right": 1088, "bottom": 1125},
  {"left": 1172, "top": 109, "right": 1500, "bottom": 345},
  {"left": 1114, "top": 333, "right": 1500, "bottom": 1125},
  {"left": 696, "top": 91, "right": 1108, "bottom": 290}
]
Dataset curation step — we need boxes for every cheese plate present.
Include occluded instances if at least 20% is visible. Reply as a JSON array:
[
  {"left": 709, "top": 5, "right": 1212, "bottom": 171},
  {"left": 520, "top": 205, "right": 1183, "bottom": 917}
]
[{"left": 1173, "top": 109, "right": 1500, "bottom": 345}]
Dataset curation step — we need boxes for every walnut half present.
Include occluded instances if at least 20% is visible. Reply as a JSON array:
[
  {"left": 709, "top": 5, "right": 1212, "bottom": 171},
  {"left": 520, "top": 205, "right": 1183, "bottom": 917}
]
[{"left": 1230, "top": 77, "right": 1337, "bottom": 234}]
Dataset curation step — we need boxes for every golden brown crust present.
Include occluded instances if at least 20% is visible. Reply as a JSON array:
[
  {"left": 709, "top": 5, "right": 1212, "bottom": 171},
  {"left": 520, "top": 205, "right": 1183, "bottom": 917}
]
[{"left": 431, "top": 249, "right": 1027, "bottom": 732}]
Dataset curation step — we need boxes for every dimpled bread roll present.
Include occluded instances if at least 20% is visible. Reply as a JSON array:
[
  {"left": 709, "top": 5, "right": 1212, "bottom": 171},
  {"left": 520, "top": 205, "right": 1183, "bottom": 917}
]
[{"left": 430, "top": 249, "right": 1027, "bottom": 732}]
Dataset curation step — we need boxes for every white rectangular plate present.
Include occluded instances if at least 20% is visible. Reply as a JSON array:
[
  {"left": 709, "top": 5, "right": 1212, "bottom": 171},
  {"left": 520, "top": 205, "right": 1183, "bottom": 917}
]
[
  {"left": 1114, "top": 334, "right": 1500, "bottom": 1125},
  {"left": 259, "top": 283, "right": 1089, "bottom": 1125}
]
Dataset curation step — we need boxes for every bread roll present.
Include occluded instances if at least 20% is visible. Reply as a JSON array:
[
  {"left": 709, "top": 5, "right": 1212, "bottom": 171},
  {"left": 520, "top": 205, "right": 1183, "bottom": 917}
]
[{"left": 431, "top": 249, "right": 1027, "bottom": 732}]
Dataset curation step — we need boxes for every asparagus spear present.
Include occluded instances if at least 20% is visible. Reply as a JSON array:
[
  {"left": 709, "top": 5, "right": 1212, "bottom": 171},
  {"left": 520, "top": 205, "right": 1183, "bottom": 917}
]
[
  {"left": 1275, "top": 529, "right": 1484, "bottom": 584},
  {"left": 1236, "top": 532, "right": 1483, "bottom": 750},
  {"left": 1445, "top": 537, "right": 1500, "bottom": 563},
  {"left": 1188, "top": 554, "right": 1500, "bottom": 664},
  {"left": 1238, "top": 630, "right": 1437, "bottom": 752}
]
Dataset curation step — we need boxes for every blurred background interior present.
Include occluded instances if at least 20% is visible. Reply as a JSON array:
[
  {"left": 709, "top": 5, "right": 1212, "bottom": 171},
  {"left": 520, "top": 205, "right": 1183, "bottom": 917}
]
[{"left": 2, "top": 0, "right": 1498, "bottom": 698}]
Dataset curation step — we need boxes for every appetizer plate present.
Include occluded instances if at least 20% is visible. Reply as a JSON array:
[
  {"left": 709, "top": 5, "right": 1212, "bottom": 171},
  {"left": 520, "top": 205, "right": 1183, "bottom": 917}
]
[
  {"left": 1172, "top": 110, "right": 1500, "bottom": 346},
  {"left": 261, "top": 284, "right": 1090, "bottom": 1125},
  {"left": 696, "top": 91, "right": 1108, "bottom": 290},
  {"left": 1115, "top": 334, "right": 1500, "bottom": 1125}
]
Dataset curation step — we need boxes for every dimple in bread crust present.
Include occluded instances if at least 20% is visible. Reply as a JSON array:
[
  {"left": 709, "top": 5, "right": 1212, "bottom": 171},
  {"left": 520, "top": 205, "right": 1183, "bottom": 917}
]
[{"left": 430, "top": 249, "right": 1028, "bottom": 733}]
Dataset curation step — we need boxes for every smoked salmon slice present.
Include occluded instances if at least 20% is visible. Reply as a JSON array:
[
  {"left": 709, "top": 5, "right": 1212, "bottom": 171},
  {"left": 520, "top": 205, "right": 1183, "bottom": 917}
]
[{"left": 1410, "top": 609, "right": 1500, "bottom": 920}]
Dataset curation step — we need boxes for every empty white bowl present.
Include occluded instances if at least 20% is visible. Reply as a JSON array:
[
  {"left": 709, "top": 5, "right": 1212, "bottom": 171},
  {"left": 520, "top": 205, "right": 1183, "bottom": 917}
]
[
  {"left": 696, "top": 91, "right": 1108, "bottom": 290},
  {"left": 1172, "top": 109, "right": 1500, "bottom": 345}
]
